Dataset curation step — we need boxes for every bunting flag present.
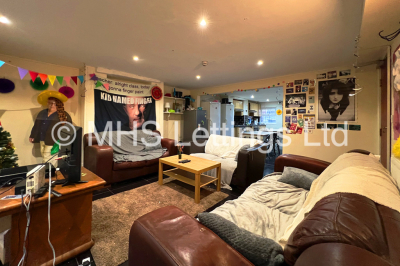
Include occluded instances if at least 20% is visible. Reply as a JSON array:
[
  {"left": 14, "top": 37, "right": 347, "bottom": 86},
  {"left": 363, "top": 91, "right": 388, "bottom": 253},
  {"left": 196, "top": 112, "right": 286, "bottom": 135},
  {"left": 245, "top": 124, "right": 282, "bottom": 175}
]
[
  {"left": 95, "top": 80, "right": 103, "bottom": 88},
  {"left": 38, "top": 73, "right": 48, "bottom": 84},
  {"left": 78, "top": 75, "right": 84, "bottom": 83},
  {"left": 29, "top": 71, "right": 39, "bottom": 82},
  {"left": 64, "top": 76, "right": 71, "bottom": 86},
  {"left": 103, "top": 83, "right": 109, "bottom": 91},
  {"left": 90, "top": 74, "right": 98, "bottom": 81},
  {"left": 18, "top": 68, "right": 28, "bottom": 80},
  {"left": 71, "top": 76, "right": 78, "bottom": 85},
  {"left": 56, "top": 76, "right": 63, "bottom": 85},
  {"left": 48, "top": 75, "right": 56, "bottom": 86},
  {"left": 0, "top": 61, "right": 4, "bottom": 68}
]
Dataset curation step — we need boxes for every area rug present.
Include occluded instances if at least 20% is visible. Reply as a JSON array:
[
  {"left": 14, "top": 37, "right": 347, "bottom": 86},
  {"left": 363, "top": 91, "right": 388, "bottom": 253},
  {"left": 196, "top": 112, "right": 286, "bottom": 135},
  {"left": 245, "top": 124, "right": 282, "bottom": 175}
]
[{"left": 91, "top": 177, "right": 229, "bottom": 266}]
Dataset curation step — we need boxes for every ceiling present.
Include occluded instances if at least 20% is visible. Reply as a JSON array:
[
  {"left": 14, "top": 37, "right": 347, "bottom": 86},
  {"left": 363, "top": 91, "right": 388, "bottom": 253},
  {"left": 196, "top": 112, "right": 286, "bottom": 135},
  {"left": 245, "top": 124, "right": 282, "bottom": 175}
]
[
  {"left": 0, "top": 0, "right": 365, "bottom": 89},
  {"left": 217, "top": 87, "right": 283, "bottom": 102}
]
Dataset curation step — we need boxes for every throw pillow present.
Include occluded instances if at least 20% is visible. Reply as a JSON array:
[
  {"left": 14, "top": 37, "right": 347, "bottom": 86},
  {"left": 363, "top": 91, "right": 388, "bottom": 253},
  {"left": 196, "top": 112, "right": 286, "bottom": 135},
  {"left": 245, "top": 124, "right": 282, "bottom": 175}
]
[
  {"left": 198, "top": 212, "right": 286, "bottom": 266},
  {"left": 278, "top": 167, "right": 318, "bottom": 190},
  {"left": 235, "top": 144, "right": 251, "bottom": 161}
]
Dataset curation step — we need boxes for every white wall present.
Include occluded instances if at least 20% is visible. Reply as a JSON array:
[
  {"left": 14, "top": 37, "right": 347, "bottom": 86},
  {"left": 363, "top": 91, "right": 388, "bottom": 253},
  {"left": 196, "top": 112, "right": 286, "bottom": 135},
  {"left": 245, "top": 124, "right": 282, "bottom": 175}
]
[
  {"left": 0, "top": 54, "right": 81, "bottom": 166},
  {"left": 260, "top": 101, "right": 283, "bottom": 130},
  {"left": 192, "top": 65, "right": 380, "bottom": 162}
]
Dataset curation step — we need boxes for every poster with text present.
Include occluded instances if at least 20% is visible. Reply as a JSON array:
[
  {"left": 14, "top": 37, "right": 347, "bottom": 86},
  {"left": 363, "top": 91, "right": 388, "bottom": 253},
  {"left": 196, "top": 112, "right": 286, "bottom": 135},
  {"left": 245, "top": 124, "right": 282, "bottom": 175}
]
[
  {"left": 94, "top": 77, "right": 157, "bottom": 132},
  {"left": 318, "top": 78, "right": 355, "bottom": 122}
]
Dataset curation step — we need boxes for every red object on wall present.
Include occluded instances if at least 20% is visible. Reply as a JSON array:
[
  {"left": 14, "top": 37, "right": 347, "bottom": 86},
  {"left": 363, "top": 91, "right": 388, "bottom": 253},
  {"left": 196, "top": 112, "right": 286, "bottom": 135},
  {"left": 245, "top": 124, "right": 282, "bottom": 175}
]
[{"left": 151, "top": 86, "right": 162, "bottom": 100}]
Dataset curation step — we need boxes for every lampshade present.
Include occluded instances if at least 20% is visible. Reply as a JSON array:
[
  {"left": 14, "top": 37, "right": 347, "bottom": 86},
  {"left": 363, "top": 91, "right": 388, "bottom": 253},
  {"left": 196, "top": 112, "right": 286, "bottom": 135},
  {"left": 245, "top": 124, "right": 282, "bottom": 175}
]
[{"left": 165, "top": 102, "right": 170, "bottom": 108}]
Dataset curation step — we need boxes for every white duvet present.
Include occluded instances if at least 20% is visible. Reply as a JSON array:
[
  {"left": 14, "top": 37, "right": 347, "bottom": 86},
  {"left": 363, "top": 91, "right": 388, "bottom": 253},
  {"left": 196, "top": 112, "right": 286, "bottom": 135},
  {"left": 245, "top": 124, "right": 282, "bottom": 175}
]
[{"left": 211, "top": 173, "right": 308, "bottom": 243}]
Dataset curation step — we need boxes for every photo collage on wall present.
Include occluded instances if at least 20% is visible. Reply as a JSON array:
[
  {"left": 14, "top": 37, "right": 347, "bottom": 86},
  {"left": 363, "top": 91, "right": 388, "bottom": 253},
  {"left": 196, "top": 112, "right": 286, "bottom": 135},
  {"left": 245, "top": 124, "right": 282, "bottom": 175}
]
[{"left": 284, "top": 68, "right": 361, "bottom": 134}]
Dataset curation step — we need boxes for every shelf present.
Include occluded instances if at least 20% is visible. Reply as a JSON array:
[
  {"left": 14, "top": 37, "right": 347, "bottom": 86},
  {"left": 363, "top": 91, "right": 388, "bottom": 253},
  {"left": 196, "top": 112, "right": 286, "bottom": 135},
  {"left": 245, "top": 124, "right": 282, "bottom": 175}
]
[
  {"left": 163, "top": 168, "right": 218, "bottom": 188},
  {"left": 164, "top": 112, "right": 183, "bottom": 115},
  {"left": 164, "top": 97, "right": 185, "bottom": 101}
]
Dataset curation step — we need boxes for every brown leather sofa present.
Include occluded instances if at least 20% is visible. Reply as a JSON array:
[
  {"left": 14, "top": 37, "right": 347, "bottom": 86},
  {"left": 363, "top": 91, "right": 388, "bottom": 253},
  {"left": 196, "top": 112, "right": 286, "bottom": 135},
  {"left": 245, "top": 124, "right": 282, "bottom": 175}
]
[
  {"left": 83, "top": 131, "right": 177, "bottom": 184},
  {"left": 184, "top": 140, "right": 268, "bottom": 191},
  {"left": 128, "top": 153, "right": 400, "bottom": 266}
]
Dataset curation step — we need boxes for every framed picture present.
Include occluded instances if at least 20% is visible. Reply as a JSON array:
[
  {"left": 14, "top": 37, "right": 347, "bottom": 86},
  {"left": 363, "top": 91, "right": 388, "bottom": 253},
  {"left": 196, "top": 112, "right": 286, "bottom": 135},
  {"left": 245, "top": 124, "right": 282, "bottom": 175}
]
[
  {"left": 317, "top": 73, "right": 326, "bottom": 79},
  {"left": 298, "top": 109, "right": 306, "bottom": 114},
  {"left": 285, "top": 93, "right": 306, "bottom": 108},
  {"left": 327, "top": 71, "right": 337, "bottom": 79},
  {"left": 285, "top": 109, "right": 291, "bottom": 115},
  {"left": 318, "top": 78, "right": 356, "bottom": 122},
  {"left": 286, "top": 88, "right": 294, "bottom": 93},
  {"left": 303, "top": 79, "right": 309, "bottom": 85},
  {"left": 309, "top": 87, "right": 315, "bottom": 94},
  {"left": 286, "top": 82, "right": 294, "bottom": 87},
  {"left": 291, "top": 108, "right": 297, "bottom": 115},
  {"left": 295, "top": 80, "right": 302, "bottom": 85},
  {"left": 295, "top": 85, "right": 301, "bottom": 92},
  {"left": 292, "top": 116, "right": 298, "bottom": 123},
  {"left": 302, "top": 87, "right": 308, "bottom": 92},
  {"left": 310, "top": 79, "right": 315, "bottom": 86},
  {"left": 285, "top": 116, "right": 291, "bottom": 123},
  {"left": 308, "top": 96, "right": 315, "bottom": 103},
  {"left": 339, "top": 69, "right": 351, "bottom": 76},
  {"left": 307, "top": 104, "right": 315, "bottom": 113}
]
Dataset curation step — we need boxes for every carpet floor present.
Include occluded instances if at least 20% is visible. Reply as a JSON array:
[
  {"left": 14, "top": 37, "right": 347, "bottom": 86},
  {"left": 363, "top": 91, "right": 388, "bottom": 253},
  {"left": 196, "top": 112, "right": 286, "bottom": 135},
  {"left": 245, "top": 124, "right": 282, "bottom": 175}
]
[{"left": 91, "top": 177, "right": 229, "bottom": 266}]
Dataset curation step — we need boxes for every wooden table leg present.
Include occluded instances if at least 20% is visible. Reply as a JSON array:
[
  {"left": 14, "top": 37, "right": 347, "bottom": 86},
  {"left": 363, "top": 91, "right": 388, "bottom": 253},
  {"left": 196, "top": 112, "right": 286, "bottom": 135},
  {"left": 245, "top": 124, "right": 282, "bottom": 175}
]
[
  {"left": 158, "top": 161, "right": 163, "bottom": 185},
  {"left": 216, "top": 166, "right": 221, "bottom": 191},
  {"left": 195, "top": 173, "right": 200, "bottom": 204}
]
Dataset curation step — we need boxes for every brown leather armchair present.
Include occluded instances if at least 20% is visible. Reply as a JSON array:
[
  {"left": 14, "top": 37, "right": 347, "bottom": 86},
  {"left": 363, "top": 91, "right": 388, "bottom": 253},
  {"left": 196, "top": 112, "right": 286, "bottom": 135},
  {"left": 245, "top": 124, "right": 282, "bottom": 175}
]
[
  {"left": 83, "top": 131, "right": 177, "bottom": 184},
  {"left": 128, "top": 152, "right": 400, "bottom": 266}
]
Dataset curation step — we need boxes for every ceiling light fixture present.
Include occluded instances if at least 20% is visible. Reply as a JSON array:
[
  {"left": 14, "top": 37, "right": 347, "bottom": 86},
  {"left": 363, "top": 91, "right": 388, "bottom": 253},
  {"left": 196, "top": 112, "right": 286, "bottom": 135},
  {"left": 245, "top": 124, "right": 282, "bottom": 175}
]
[
  {"left": 0, "top": 16, "right": 11, "bottom": 24},
  {"left": 251, "top": 95, "right": 254, "bottom": 98},
  {"left": 133, "top": 56, "right": 139, "bottom": 61},
  {"left": 257, "top": 60, "right": 263, "bottom": 66},
  {"left": 200, "top": 19, "right": 207, "bottom": 27},
  {"left": 196, "top": 75, "right": 201, "bottom": 79},
  {"left": 266, "top": 99, "right": 269, "bottom": 101}
]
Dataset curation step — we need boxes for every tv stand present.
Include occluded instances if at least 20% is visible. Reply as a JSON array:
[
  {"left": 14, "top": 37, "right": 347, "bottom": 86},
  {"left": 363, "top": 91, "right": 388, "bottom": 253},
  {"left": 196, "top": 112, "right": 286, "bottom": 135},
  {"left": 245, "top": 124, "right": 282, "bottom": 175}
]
[{"left": 61, "top": 180, "right": 88, "bottom": 187}]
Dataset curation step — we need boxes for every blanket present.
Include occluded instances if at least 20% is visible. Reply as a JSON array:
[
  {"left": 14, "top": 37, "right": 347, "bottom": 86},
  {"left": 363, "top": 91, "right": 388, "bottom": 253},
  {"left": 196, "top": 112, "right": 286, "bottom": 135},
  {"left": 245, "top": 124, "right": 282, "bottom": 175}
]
[
  {"left": 99, "top": 130, "right": 166, "bottom": 163},
  {"left": 211, "top": 173, "right": 308, "bottom": 243},
  {"left": 279, "top": 153, "right": 400, "bottom": 246}
]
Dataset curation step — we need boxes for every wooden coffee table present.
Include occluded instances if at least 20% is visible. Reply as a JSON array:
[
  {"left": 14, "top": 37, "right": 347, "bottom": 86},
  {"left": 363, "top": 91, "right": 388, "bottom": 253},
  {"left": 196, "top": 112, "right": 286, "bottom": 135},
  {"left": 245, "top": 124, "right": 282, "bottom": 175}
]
[{"left": 159, "top": 155, "right": 221, "bottom": 203}]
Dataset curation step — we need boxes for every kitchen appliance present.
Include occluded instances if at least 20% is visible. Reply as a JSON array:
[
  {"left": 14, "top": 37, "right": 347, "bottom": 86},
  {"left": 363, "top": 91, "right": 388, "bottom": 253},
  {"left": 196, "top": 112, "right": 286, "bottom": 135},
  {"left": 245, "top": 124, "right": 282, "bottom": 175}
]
[
  {"left": 234, "top": 115, "right": 248, "bottom": 126},
  {"left": 201, "top": 102, "right": 221, "bottom": 135},
  {"left": 183, "top": 110, "right": 208, "bottom": 141},
  {"left": 221, "top": 103, "right": 234, "bottom": 136}
]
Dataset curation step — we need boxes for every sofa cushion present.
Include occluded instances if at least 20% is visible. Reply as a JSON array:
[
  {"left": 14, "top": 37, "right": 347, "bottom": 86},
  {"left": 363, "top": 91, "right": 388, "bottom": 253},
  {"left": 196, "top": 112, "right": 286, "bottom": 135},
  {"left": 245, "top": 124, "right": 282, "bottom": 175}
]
[
  {"left": 284, "top": 193, "right": 400, "bottom": 266},
  {"left": 205, "top": 134, "right": 262, "bottom": 159},
  {"left": 235, "top": 144, "right": 250, "bottom": 161},
  {"left": 278, "top": 167, "right": 318, "bottom": 190},
  {"left": 198, "top": 212, "right": 286, "bottom": 266}
]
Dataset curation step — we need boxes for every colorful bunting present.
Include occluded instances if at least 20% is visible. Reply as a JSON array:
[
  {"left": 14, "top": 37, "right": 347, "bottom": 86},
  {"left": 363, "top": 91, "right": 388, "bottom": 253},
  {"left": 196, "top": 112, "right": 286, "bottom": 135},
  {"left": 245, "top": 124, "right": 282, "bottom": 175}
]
[
  {"left": 18, "top": 68, "right": 28, "bottom": 80},
  {"left": 0, "top": 61, "right": 4, "bottom": 68},
  {"left": 103, "top": 83, "right": 109, "bottom": 91},
  {"left": 38, "top": 73, "right": 48, "bottom": 84},
  {"left": 71, "top": 76, "right": 78, "bottom": 85},
  {"left": 95, "top": 81, "right": 103, "bottom": 88},
  {"left": 78, "top": 75, "right": 84, "bottom": 83},
  {"left": 64, "top": 76, "right": 71, "bottom": 86},
  {"left": 56, "top": 76, "right": 63, "bottom": 85},
  {"left": 90, "top": 74, "right": 98, "bottom": 81},
  {"left": 48, "top": 75, "right": 56, "bottom": 86},
  {"left": 29, "top": 71, "right": 39, "bottom": 82}
]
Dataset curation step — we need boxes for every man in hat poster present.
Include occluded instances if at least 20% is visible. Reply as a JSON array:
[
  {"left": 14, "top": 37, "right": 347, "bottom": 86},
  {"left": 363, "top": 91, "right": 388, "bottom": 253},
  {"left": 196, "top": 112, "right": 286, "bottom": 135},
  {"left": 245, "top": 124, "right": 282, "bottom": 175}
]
[{"left": 29, "top": 91, "right": 72, "bottom": 163}]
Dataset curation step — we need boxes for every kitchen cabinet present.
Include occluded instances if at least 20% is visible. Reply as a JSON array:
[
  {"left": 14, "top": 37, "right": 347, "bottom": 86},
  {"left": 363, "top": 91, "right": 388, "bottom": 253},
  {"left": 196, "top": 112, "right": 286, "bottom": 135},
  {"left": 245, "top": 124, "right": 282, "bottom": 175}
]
[{"left": 233, "top": 100, "right": 243, "bottom": 109}]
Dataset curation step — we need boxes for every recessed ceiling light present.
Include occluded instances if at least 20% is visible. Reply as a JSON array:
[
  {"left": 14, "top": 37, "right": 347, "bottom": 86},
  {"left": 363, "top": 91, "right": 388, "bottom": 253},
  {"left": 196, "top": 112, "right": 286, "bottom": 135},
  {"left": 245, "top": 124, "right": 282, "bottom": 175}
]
[
  {"left": 257, "top": 60, "right": 263, "bottom": 66},
  {"left": 133, "top": 56, "right": 139, "bottom": 61},
  {"left": 266, "top": 99, "right": 269, "bottom": 101},
  {"left": 251, "top": 95, "right": 254, "bottom": 98},
  {"left": 0, "top": 16, "right": 11, "bottom": 24},
  {"left": 196, "top": 75, "right": 201, "bottom": 79},
  {"left": 200, "top": 19, "right": 207, "bottom": 27}
]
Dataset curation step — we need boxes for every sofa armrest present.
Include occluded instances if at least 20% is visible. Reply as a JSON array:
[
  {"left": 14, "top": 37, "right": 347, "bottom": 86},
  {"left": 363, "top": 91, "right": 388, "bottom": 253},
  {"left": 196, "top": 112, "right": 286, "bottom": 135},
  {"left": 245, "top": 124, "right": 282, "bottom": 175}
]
[
  {"left": 129, "top": 206, "right": 254, "bottom": 266},
  {"left": 274, "top": 154, "right": 330, "bottom": 175},
  {"left": 161, "top": 138, "right": 178, "bottom": 156},
  {"left": 294, "top": 243, "right": 393, "bottom": 266},
  {"left": 231, "top": 143, "right": 268, "bottom": 190},
  {"left": 84, "top": 145, "right": 113, "bottom": 183}
]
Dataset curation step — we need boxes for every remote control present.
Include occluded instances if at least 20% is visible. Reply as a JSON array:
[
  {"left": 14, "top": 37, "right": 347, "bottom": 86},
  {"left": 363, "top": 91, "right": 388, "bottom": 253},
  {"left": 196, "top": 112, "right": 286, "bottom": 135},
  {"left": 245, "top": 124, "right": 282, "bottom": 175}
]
[
  {"left": 51, "top": 190, "right": 62, "bottom": 197},
  {"left": 33, "top": 186, "right": 48, "bottom": 199}
]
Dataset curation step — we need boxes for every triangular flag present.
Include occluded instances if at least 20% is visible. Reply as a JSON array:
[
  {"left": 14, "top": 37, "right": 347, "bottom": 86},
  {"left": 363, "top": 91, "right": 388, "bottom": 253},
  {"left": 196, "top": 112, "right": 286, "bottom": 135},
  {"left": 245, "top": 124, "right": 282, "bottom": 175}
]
[
  {"left": 18, "top": 68, "right": 29, "bottom": 80},
  {"left": 90, "top": 74, "right": 98, "bottom": 81},
  {"left": 56, "top": 76, "right": 63, "bottom": 85},
  {"left": 29, "top": 71, "right": 39, "bottom": 82},
  {"left": 38, "top": 73, "right": 48, "bottom": 84},
  {"left": 89, "top": 73, "right": 95, "bottom": 78},
  {"left": 103, "top": 83, "right": 109, "bottom": 91},
  {"left": 78, "top": 75, "right": 84, "bottom": 83},
  {"left": 64, "top": 76, "right": 71, "bottom": 86},
  {"left": 48, "top": 75, "right": 56, "bottom": 86},
  {"left": 95, "top": 81, "right": 103, "bottom": 88},
  {"left": 0, "top": 61, "right": 4, "bottom": 68},
  {"left": 71, "top": 76, "right": 78, "bottom": 85}
]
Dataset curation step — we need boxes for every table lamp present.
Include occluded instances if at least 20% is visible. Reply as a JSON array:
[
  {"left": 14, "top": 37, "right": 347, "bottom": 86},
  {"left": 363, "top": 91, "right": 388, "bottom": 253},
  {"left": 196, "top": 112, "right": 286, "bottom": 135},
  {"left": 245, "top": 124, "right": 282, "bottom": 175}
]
[{"left": 165, "top": 102, "right": 170, "bottom": 112}]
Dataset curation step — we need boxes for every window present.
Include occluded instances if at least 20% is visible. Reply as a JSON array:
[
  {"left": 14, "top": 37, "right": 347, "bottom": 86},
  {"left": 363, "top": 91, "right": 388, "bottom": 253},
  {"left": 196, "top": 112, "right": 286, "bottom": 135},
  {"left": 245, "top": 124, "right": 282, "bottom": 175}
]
[{"left": 260, "top": 107, "right": 277, "bottom": 124}]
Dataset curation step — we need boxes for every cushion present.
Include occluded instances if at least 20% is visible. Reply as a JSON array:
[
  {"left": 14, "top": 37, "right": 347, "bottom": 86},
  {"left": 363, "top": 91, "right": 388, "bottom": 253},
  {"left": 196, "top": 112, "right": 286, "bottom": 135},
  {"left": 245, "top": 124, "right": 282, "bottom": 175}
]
[
  {"left": 278, "top": 167, "right": 318, "bottom": 190},
  {"left": 198, "top": 212, "right": 286, "bottom": 266},
  {"left": 235, "top": 144, "right": 250, "bottom": 161}
]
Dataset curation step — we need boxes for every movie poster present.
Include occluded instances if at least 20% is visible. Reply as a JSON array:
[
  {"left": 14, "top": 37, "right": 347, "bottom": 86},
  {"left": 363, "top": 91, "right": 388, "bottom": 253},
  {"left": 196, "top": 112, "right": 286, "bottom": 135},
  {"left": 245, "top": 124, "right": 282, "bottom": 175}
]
[{"left": 94, "top": 78, "right": 157, "bottom": 132}]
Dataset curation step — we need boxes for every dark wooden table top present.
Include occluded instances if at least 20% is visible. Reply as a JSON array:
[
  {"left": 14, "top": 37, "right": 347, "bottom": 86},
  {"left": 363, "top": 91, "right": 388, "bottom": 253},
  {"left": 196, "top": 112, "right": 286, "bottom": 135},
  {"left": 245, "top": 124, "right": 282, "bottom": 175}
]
[{"left": 0, "top": 167, "right": 105, "bottom": 217}]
